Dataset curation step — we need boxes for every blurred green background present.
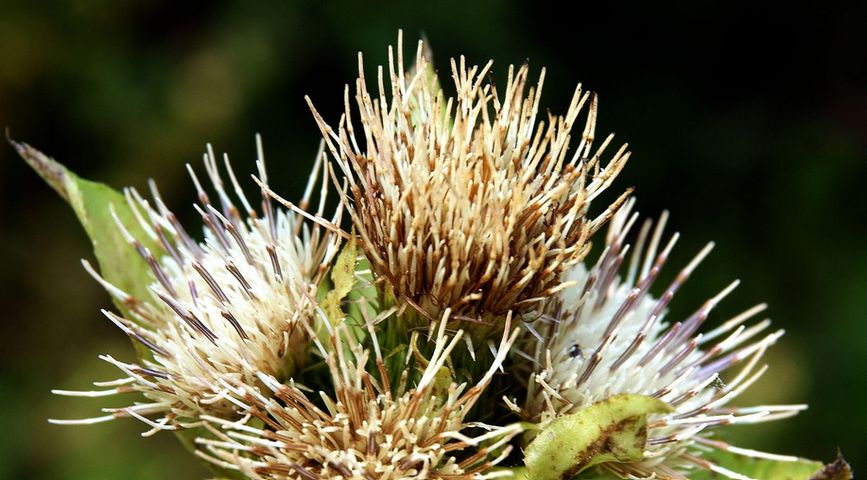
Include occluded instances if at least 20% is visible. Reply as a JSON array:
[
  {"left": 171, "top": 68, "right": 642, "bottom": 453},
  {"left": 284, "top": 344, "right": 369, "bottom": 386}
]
[{"left": 1, "top": 1, "right": 865, "bottom": 478}]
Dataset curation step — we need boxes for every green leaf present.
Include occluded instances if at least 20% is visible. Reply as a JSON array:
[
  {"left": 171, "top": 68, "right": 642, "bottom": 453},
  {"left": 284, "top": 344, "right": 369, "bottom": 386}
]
[
  {"left": 320, "top": 235, "right": 358, "bottom": 326},
  {"left": 691, "top": 450, "right": 851, "bottom": 480},
  {"left": 12, "top": 140, "right": 158, "bottom": 319},
  {"left": 13, "top": 140, "right": 246, "bottom": 478},
  {"left": 345, "top": 254, "right": 378, "bottom": 326},
  {"left": 524, "top": 394, "right": 672, "bottom": 480}
]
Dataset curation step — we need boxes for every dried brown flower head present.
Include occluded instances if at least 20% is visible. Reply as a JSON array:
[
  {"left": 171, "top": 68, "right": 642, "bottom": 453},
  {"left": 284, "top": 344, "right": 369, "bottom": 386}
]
[
  {"left": 196, "top": 313, "right": 521, "bottom": 479},
  {"left": 307, "top": 34, "right": 631, "bottom": 323}
]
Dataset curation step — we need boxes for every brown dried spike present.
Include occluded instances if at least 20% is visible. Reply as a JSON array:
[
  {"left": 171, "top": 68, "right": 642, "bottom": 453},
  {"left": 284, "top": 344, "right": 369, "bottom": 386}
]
[
  {"left": 307, "top": 36, "right": 629, "bottom": 324},
  {"left": 197, "top": 302, "right": 521, "bottom": 479}
]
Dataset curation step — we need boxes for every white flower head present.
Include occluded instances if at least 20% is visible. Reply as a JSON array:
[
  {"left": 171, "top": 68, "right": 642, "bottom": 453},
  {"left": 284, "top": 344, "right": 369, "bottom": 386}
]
[
  {"left": 307, "top": 32, "right": 631, "bottom": 323},
  {"left": 520, "top": 198, "right": 806, "bottom": 479},
  {"left": 196, "top": 312, "right": 522, "bottom": 479},
  {"left": 51, "top": 136, "right": 342, "bottom": 431}
]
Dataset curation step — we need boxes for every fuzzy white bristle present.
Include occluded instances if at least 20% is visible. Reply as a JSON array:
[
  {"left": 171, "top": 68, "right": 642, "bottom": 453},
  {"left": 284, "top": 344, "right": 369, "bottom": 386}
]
[
  {"left": 51, "top": 138, "right": 341, "bottom": 428},
  {"left": 521, "top": 198, "right": 804, "bottom": 479}
]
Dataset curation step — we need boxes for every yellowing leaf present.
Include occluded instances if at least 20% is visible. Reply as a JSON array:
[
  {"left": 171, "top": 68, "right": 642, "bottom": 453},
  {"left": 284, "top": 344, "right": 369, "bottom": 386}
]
[
  {"left": 321, "top": 235, "right": 358, "bottom": 325},
  {"left": 345, "top": 254, "right": 377, "bottom": 323},
  {"left": 524, "top": 394, "right": 672, "bottom": 480}
]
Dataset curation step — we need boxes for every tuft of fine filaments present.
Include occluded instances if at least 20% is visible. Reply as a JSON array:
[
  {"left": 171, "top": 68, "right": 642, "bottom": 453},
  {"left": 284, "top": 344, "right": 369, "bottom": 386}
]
[
  {"left": 196, "top": 312, "right": 522, "bottom": 479},
  {"left": 51, "top": 137, "right": 342, "bottom": 432},
  {"left": 306, "top": 33, "right": 631, "bottom": 324},
  {"left": 518, "top": 198, "right": 806, "bottom": 479}
]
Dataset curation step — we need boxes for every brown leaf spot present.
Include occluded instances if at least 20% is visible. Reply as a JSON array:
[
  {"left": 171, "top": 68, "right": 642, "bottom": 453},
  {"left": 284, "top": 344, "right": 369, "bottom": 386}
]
[{"left": 810, "top": 452, "right": 853, "bottom": 480}]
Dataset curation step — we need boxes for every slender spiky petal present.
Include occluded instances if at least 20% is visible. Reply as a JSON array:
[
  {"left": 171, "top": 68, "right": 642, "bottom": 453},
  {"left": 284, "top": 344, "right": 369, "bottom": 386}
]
[
  {"left": 51, "top": 138, "right": 342, "bottom": 429},
  {"left": 519, "top": 198, "right": 805, "bottom": 479},
  {"left": 196, "top": 311, "right": 522, "bottom": 479},
  {"left": 307, "top": 32, "right": 631, "bottom": 322}
]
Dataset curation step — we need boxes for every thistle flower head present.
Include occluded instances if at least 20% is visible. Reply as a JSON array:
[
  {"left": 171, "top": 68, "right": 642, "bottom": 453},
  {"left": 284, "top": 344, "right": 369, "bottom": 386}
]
[
  {"left": 51, "top": 138, "right": 341, "bottom": 430},
  {"left": 519, "top": 199, "right": 805, "bottom": 479},
  {"left": 196, "top": 313, "right": 521, "bottom": 479},
  {"left": 308, "top": 34, "right": 631, "bottom": 322}
]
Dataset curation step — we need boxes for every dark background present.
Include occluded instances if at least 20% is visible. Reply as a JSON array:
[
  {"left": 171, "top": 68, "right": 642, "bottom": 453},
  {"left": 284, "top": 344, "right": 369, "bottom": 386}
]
[{"left": 1, "top": 1, "right": 865, "bottom": 478}]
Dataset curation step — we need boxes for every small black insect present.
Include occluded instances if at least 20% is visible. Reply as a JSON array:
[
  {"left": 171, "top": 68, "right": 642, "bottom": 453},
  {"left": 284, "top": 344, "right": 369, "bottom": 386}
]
[{"left": 568, "top": 343, "right": 583, "bottom": 358}]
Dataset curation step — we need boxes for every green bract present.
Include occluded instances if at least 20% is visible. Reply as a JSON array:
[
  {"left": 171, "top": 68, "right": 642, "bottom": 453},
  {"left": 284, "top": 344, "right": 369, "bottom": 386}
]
[
  {"left": 15, "top": 140, "right": 246, "bottom": 480},
  {"left": 524, "top": 394, "right": 672, "bottom": 480},
  {"left": 321, "top": 234, "right": 358, "bottom": 326},
  {"left": 14, "top": 140, "right": 157, "bottom": 319}
]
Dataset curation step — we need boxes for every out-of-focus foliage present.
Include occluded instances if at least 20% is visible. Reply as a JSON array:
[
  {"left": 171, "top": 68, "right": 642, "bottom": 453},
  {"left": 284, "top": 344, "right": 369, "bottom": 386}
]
[{"left": 1, "top": 1, "right": 864, "bottom": 478}]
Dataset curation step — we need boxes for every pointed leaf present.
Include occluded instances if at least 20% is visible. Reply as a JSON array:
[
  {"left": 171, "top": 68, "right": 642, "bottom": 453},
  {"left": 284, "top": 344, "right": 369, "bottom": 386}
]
[
  {"left": 13, "top": 140, "right": 158, "bottom": 318},
  {"left": 13, "top": 141, "right": 242, "bottom": 476},
  {"left": 525, "top": 394, "right": 672, "bottom": 480}
]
